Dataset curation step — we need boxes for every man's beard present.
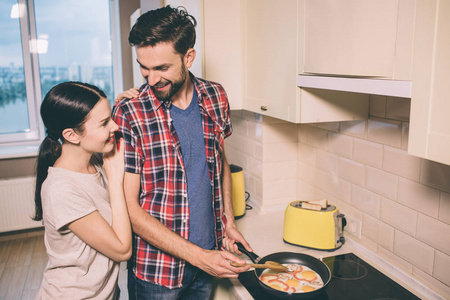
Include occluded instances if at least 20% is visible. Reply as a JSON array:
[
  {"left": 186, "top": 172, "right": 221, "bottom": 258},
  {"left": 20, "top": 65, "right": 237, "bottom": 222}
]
[{"left": 151, "top": 67, "right": 187, "bottom": 102}]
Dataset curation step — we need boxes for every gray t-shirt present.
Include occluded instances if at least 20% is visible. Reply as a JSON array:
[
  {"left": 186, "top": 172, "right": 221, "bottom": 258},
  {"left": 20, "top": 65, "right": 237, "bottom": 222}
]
[
  {"left": 170, "top": 89, "right": 215, "bottom": 250},
  {"left": 37, "top": 158, "right": 119, "bottom": 299}
]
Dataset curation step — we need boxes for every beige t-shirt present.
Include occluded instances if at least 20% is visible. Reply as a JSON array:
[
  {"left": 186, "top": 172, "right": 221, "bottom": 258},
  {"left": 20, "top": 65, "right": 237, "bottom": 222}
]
[{"left": 37, "top": 160, "right": 119, "bottom": 299}]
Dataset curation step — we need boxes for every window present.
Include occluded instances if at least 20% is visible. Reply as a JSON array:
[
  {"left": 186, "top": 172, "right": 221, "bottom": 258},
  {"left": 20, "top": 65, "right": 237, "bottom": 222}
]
[{"left": 0, "top": 0, "right": 121, "bottom": 156}]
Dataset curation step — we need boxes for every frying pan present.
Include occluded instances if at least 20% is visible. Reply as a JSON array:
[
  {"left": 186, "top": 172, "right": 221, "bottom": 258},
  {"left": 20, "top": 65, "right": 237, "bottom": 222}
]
[{"left": 236, "top": 243, "right": 331, "bottom": 299}]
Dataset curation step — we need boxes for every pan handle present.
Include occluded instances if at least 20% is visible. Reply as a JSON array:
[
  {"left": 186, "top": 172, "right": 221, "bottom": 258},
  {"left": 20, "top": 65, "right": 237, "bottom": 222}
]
[{"left": 235, "top": 242, "right": 260, "bottom": 263}]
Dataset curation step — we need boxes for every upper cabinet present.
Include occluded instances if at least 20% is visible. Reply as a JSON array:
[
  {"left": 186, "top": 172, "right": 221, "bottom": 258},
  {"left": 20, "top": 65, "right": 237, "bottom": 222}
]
[
  {"left": 408, "top": 0, "right": 450, "bottom": 166},
  {"left": 301, "top": 0, "right": 415, "bottom": 80},
  {"left": 203, "top": 0, "right": 369, "bottom": 123},
  {"left": 203, "top": 0, "right": 450, "bottom": 165},
  {"left": 203, "top": 0, "right": 244, "bottom": 110},
  {"left": 244, "top": 0, "right": 300, "bottom": 121}
]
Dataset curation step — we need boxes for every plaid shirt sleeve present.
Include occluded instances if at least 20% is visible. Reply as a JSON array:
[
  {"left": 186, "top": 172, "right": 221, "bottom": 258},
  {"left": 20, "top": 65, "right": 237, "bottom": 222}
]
[
  {"left": 223, "top": 92, "right": 232, "bottom": 138},
  {"left": 112, "top": 101, "right": 143, "bottom": 174}
]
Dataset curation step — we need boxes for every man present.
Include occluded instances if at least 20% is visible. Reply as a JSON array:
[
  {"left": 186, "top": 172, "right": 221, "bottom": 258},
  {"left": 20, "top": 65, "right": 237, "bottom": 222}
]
[{"left": 112, "top": 5, "right": 253, "bottom": 299}]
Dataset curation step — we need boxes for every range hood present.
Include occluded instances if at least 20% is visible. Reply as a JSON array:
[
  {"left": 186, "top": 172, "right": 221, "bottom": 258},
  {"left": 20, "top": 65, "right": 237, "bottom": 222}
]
[{"left": 297, "top": 74, "right": 412, "bottom": 98}]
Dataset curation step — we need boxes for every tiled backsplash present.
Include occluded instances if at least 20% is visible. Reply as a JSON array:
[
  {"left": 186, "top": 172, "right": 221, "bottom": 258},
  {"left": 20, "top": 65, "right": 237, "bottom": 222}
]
[{"left": 225, "top": 95, "right": 450, "bottom": 298}]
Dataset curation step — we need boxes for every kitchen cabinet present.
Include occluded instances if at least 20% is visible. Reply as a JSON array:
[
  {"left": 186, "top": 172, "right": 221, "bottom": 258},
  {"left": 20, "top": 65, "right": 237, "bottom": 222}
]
[
  {"left": 408, "top": 0, "right": 450, "bottom": 166},
  {"left": 203, "top": 0, "right": 244, "bottom": 110},
  {"left": 203, "top": 0, "right": 450, "bottom": 164},
  {"left": 302, "top": 0, "right": 415, "bottom": 79},
  {"left": 203, "top": 0, "right": 369, "bottom": 123},
  {"left": 243, "top": 0, "right": 299, "bottom": 121}
]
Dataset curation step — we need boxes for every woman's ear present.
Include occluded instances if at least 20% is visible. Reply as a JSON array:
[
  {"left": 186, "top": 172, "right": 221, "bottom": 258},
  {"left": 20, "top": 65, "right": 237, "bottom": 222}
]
[
  {"left": 184, "top": 48, "right": 196, "bottom": 68},
  {"left": 61, "top": 128, "right": 80, "bottom": 145}
]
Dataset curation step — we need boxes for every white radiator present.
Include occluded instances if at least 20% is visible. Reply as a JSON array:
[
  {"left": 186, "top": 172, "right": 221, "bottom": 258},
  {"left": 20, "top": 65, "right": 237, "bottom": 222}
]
[{"left": 0, "top": 177, "right": 43, "bottom": 233}]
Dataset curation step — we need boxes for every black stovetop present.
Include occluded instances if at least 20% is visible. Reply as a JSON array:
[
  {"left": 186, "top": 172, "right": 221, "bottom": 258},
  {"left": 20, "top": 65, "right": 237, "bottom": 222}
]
[{"left": 238, "top": 253, "right": 421, "bottom": 300}]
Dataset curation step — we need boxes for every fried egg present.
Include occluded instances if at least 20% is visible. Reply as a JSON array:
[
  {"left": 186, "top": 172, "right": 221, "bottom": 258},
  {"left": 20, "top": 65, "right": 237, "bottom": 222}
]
[
  {"left": 302, "top": 285, "right": 315, "bottom": 292},
  {"left": 286, "top": 278, "right": 299, "bottom": 287},
  {"left": 259, "top": 264, "right": 324, "bottom": 293},
  {"left": 302, "top": 270, "right": 317, "bottom": 280},
  {"left": 269, "top": 284, "right": 283, "bottom": 290}
]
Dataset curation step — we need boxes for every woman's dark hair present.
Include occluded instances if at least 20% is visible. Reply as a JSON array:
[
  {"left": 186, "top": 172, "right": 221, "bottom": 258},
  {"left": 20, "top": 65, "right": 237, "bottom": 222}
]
[
  {"left": 129, "top": 5, "right": 197, "bottom": 56},
  {"left": 33, "top": 81, "right": 107, "bottom": 221}
]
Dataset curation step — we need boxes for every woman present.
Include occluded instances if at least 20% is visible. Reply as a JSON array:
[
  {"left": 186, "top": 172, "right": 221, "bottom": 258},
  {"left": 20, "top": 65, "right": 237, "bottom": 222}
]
[{"left": 34, "top": 82, "right": 132, "bottom": 299}]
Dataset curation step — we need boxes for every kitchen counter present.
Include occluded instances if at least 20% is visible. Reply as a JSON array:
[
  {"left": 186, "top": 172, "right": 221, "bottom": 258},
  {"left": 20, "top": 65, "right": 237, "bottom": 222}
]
[{"left": 226, "top": 208, "right": 445, "bottom": 300}]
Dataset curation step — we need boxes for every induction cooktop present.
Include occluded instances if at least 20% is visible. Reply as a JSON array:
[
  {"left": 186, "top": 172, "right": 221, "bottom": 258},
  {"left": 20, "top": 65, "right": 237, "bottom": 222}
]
[{"left": 237, "top": 253, "right": 421, "bottom": 300}]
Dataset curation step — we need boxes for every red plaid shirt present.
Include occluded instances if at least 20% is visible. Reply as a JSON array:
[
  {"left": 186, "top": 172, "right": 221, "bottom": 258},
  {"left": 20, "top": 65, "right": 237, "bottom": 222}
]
[{"left": 112, "top": 74, "right": 232, "bottom": 288}]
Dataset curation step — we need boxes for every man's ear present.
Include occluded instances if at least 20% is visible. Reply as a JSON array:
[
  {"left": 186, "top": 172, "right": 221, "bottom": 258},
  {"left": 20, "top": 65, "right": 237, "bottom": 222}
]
[
  {"left": 62, "top": 128, "right": 81, "bottom": 145},
  {"left": 184, "top": 48, "right": 196, "bottom": 68}
]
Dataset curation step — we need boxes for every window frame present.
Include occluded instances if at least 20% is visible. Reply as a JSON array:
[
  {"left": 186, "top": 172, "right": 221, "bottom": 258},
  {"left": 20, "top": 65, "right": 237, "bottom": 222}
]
[
  {"left": 0, "top": 0, "right": 122, "bottom": 158},
  {"left": 1, "top": 0, "right": 42, "bottom": 146}
]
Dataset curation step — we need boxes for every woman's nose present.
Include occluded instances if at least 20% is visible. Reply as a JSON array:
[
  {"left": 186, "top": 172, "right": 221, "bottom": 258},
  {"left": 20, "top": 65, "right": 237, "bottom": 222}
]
[{"left": 111, "top": 120, "right": 119, "bottom": 132}]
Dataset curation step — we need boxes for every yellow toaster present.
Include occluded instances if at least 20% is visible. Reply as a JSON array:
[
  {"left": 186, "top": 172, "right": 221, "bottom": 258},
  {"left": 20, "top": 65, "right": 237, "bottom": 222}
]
[{"left": 283, "top": 200, "right": 346, "bottom": 251}]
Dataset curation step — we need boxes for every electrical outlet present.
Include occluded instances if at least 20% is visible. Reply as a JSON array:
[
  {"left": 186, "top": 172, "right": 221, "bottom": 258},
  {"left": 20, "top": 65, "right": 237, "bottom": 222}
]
[{"left": 344, "top": 214, "right": 362, "bottom": 239}]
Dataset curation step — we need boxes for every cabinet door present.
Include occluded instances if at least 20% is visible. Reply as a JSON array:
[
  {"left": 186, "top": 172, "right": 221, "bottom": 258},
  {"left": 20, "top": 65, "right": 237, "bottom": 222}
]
[
  {"left": 409, "top": 0, "right": 450, "bottom": 165},
  {"left": 244, "top": 0, "right": 299, "bottom": 122},
  {"left": 303, "top": 0, "right": 399, "bottom": 77},
  {"left": 203, "top": 0, "right": 244, "bottom": 110}
]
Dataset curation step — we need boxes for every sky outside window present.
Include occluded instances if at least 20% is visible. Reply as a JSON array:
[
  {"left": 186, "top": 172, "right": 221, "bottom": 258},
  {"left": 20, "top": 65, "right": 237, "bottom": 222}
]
[
  {"left": 0, "top": 0, "right": 114, "bottom": 136},
  {"left": 34, "top": 0, "right": 114, "bottom": 99}
]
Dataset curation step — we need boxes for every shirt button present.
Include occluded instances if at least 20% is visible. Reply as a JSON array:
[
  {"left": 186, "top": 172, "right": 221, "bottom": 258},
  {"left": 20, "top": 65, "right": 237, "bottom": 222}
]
[{"left": 183, "top": 219, "right": 188, "bottom": 223}]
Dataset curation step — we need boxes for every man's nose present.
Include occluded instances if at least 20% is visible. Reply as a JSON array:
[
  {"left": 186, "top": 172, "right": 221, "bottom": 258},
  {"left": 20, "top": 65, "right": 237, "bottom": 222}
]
[{"left": 146, "top": 71, "right": 161, "bottom": 87}]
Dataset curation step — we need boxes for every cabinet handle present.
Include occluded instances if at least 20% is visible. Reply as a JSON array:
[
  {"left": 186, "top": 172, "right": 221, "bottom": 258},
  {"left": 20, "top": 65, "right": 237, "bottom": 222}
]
[{"left": 260, "top": 106, "right": 268, "bottom": 111}]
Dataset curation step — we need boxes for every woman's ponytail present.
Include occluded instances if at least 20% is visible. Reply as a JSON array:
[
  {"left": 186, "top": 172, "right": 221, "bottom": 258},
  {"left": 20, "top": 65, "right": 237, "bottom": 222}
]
[{"left": 33, "top": 136, "right": 62, "bottom": 221}]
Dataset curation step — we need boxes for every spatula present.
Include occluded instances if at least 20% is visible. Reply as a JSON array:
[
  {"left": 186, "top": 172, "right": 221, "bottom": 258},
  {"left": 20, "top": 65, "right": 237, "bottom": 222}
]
[{"left": 230, "top": 261, "right": 288, "bottom": 272}]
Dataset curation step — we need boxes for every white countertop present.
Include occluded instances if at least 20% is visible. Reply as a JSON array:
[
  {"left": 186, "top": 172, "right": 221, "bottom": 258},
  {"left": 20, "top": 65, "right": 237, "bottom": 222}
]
[{"left": 228, "top": 209, "right": 444, "bottom": 300}]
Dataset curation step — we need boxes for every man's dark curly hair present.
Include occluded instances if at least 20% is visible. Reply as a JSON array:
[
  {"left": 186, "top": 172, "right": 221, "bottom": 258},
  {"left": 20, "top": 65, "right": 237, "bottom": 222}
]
[{"left": 129, "top": 5, "right": 197, "bottom": 56}]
